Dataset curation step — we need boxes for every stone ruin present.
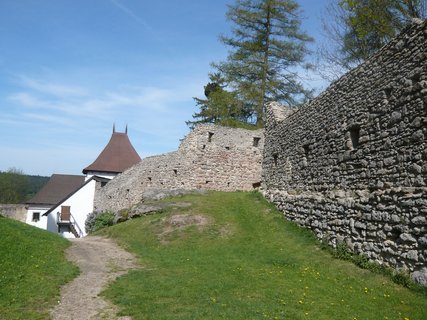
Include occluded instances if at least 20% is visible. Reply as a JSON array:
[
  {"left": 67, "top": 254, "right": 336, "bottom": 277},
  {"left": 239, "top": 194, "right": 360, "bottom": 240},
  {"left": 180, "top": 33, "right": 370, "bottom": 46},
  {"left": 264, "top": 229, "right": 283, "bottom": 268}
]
[
  {"left": 95, "top": 124, "right": 264, "bottom": 212},
  {"left": 95, "top": 20, "right": 426, "bottom": 285},
  {"left": 262, "top": 20, "right": 427, "bottom": 285}
]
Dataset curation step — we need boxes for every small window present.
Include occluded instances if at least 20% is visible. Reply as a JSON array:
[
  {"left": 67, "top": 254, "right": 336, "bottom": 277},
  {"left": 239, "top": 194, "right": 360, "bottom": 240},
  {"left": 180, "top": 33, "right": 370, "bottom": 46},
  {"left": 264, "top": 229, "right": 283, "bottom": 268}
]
[
  {"left": 273, "top": 154, "right": 278, "bottom": 166},
  {"left": 225, "top": 146, "right": 230, "bottom": 150},
  {"left": 349, "top": 126, "right": 360, "bottom": 149},
  {"left": 303, "top": 144, "right": 310, "bottom": 157},
  {"left": 253, "top": 137, "right": 261, "bottom": 147},
  {"left": 208, "top": 132, "right": 214, "bottom": 142},
  {"left": 148, "top": 177, "right": 152, "bottom": 181},
  {"left": 32, "top": 212, "right": 40, "bottom": 222},
  {"left": 252, "top": 182, "right": 261, "bottom": 189},
  {"left": 173, "top": 169, "right": 178, "bottom": 176}
]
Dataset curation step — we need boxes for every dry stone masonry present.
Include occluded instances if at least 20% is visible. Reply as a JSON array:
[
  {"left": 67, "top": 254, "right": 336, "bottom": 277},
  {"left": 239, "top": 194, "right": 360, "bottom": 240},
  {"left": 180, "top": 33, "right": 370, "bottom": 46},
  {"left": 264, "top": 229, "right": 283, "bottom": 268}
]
[
  {"left": 262, "top": 20, "right": 427, "bottom": 285},
  {"left": 95, "top": 124, "right": 264, "bottom": 212}
]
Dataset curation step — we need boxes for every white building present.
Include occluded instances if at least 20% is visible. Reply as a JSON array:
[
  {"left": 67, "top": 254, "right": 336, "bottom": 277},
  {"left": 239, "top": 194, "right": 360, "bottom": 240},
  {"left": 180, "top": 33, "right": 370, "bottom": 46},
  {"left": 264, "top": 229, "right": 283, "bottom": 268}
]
[{"left": 26, "top": 126, "right": 141, "bottom": 238}]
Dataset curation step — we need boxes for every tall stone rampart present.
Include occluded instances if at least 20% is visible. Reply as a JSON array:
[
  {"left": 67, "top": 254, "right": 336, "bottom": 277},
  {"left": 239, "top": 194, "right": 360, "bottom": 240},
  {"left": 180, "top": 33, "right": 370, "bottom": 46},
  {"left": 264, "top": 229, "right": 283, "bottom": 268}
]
[
  {"left": 263, "top": 20, "right": 427, "bottom": 284},
  {"left": 95, "top": 124, "right": 264, "bottom": 212}
]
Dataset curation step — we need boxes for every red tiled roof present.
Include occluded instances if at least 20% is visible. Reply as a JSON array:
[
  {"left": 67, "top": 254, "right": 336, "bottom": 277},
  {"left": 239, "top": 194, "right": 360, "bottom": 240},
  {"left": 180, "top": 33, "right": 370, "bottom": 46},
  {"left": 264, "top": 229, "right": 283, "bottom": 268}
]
[
  {"left": 82, "top": 130, "right": 141, "bottom": 174},
  {"left": 26, "top": 174, "right": 85, "bottom": 206}
]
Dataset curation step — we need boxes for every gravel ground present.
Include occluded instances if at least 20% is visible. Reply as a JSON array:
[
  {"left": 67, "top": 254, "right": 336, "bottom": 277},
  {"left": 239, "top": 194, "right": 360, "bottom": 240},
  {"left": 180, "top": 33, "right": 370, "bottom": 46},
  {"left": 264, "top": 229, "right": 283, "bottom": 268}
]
[{"left": 50, "top": 236, "right": 138, "bottom": 320}]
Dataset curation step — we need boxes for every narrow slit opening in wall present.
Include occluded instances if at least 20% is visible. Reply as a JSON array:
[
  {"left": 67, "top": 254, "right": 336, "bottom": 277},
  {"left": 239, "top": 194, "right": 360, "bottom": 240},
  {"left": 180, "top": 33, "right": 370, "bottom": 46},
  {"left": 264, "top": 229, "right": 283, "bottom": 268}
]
[
  {"left": 173, "top": 169, "right": 178, "bottom": 176},
  {"left": 350, "top": 126, "right": 360, "bottom": 149},
  {"left": 273, "top": 154, "right": 278, "bottom": 166},
  {"left": 253, "top": 137, "right": 261, "bottom": 147},
  {"left": 303, "top": 144, "right": 310, "bottom": 157},
  {"left": 208, "top": 132, "right": 214, "bottom": 142}
]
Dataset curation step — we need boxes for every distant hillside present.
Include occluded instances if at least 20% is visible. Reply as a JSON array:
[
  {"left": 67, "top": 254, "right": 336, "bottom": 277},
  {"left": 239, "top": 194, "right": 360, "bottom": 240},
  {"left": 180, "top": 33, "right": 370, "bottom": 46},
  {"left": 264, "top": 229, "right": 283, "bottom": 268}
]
[{"left": 0, "top": 170, "right": 49, "bottom": 204}]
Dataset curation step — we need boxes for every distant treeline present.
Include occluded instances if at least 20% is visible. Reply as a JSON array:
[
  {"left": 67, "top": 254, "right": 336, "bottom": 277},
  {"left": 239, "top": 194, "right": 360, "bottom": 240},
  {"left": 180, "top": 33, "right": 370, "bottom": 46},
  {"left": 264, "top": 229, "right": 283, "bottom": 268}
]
[{"left": 0, "top": 168, "right": 49, "bottom": 204}]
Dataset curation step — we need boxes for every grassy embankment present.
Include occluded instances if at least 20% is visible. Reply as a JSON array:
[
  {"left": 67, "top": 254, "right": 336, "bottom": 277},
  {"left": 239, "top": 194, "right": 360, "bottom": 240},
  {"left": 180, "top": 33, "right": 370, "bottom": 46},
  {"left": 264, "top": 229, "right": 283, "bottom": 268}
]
[
  {"left": 100, "top": 191, "right": 427, "bottom": 320},
  {"left": 0, "top": 217, "right": 78, "bottom": 320}
]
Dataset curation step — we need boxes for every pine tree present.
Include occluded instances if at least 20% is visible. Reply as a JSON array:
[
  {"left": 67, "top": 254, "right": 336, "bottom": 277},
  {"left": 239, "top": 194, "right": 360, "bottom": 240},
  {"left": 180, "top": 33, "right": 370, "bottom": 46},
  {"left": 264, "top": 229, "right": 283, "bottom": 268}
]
[
  {"left": 186, "top": 73, "right": 251, "bottom": 129},
  {"left": 318, "top": 0, "right": 426, "bottom": 79},
  {"left": 189, "top": 0, "right": 313, "bottom": 128}
]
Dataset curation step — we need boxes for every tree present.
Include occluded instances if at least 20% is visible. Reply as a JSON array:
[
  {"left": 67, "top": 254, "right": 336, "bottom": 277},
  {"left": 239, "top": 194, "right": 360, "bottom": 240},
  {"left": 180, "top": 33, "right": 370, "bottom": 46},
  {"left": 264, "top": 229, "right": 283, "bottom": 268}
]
[
  {"left": 190, "top": 0, "right": 313, "bottom": 128},
  {"left": 186, "top": 73, "right": 252, "bottom": 129},
  {"left": 0, "top": 168, "right": 29, "bottom": 204},
  {"left": 318, "top": 0, "right": 426, "bottom": 80}
]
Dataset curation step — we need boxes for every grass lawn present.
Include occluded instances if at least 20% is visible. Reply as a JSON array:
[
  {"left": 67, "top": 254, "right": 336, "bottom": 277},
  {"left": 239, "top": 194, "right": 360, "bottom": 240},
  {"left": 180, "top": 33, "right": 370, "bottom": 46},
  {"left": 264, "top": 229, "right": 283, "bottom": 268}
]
[
  {"left": 0, "top": 217, "right": 78, "bottom": 320},
  {"left": 100, "top": 192, "right": 427, "bottom": 320}
]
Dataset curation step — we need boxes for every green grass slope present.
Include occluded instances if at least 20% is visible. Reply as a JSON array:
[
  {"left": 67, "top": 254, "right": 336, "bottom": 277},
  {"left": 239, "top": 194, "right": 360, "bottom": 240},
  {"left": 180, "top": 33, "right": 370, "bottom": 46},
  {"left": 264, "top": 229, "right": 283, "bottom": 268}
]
[
  {"left": 0, "top": 217, "right": 78, "bottom": 320},
  {"left": 100, "top": 192, "right": 427, "bottom": 320}
]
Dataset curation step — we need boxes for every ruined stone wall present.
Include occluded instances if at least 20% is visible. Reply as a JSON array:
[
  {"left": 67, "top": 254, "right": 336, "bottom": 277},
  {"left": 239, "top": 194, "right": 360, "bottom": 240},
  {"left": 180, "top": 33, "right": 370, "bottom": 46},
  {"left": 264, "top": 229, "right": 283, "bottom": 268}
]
[
  {"left": 263, "top": 21, "right": 427, "bottom": 284},
  {"left": 95, "top": 124, "right": 264, "bottom": 212},
  {"left": 0, "top": 204, "right": 27, "bottom": 222}
]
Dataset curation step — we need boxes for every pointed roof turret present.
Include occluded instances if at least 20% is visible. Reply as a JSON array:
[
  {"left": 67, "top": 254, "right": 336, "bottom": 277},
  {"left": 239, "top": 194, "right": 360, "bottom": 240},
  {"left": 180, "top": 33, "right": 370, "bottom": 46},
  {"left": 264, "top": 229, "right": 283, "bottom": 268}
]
[{"left": 83, "top": 126, "right": 141, "bottom": 174}]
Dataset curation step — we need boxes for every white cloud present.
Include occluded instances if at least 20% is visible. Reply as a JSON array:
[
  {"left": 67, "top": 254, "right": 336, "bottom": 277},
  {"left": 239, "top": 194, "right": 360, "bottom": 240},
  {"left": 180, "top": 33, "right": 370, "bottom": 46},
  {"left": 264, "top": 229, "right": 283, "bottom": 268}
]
[{"left": 16, "top": 75, "right": 88, "bottom": 97}]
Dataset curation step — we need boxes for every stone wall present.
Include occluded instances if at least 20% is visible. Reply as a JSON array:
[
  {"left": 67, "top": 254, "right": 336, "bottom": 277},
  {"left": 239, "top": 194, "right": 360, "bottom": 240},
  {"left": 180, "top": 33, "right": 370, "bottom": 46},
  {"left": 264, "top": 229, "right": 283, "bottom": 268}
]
[
  {"left": 262, "top": 20, "right": 427, "bottom": 284},
  {"left": 96, "top": 124, "right": 264, "bottom": 212},
  {"left": 0, "top": 204, "right": 27, "bottom": 222}
]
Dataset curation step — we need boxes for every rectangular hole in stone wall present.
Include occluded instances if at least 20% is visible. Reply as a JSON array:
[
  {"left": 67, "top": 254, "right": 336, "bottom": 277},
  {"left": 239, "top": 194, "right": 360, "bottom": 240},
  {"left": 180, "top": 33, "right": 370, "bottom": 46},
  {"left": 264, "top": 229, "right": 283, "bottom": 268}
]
[
  {"left": 273, "top": 154, "right": 278, "bottom": 166},
  {"left": 303, "top": 144, "right": 310, "bottom": 157},
  {"left": 350, "top": 126, "right": 361, "bottom": 149},
  {"left": 208, "top": 132, "right": 214, "bottom": 142},
  {"left": 173, "top": 169, "right": 178, "bottom": 176},
  {"left": 252, "top": 182, "right": 261, "bottom": 189},
  {"left": 253, "top": 137, "right": 261, "bottom": 147}
]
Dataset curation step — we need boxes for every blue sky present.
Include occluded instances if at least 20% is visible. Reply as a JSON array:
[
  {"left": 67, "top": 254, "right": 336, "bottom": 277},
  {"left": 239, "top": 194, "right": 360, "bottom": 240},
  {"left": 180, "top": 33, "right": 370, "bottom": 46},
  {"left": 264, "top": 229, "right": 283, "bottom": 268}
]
[{"left": 0, "top": 0, "right": 329, "bottom": 176}]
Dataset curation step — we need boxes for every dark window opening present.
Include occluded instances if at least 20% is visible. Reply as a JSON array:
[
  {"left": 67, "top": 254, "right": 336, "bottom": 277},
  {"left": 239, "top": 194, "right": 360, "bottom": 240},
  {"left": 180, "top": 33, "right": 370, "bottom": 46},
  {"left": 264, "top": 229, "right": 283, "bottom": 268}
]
[
  {"left": 225, "top": 146, "right": 230, "bottom": 150},
  {"left": 350, "top": 126, "right": 360, "bottom": 149},
  {"left": 227, "top": 182, "right": 230, "bottom": 187},
  {"left": 252, "top": 182, "right": 261, "bottom": 189},
  {"left": 173, "top": 169, "right": 178, "bottom": 176},
  {"left": 148, "top": 177, "right": 152, "bottom": 181},
  {"left": 273, "top": 154, "right": 278, "bottom": 166},
  {"left": 303, "top": 144, "right": 310, "bottom": 157},
  {"left": 253, "top": 137, "right": 261, "bottom": 147},
  {"left": 208, "top": 132, "right": 214, "bottom": 142},
  {"left": 126, "top": 189, "right": 130, "bottom": 192},
  {"left": 32, "top": 212, "right": 40, "bottom": 222}
]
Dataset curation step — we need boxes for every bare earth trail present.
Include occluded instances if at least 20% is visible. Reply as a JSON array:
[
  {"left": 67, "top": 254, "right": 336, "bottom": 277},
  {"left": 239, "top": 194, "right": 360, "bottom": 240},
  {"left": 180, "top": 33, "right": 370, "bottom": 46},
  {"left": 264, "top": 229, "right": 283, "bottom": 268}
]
[{"left": 51, "top": 236, "right": 138, "bottom": 320}]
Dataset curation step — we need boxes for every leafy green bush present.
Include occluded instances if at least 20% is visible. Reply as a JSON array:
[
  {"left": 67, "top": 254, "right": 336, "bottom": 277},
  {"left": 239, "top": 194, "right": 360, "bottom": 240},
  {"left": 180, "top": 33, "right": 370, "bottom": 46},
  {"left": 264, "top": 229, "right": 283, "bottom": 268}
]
[{"left": 85, "top": 210, "right": 115, "bottom": 233}]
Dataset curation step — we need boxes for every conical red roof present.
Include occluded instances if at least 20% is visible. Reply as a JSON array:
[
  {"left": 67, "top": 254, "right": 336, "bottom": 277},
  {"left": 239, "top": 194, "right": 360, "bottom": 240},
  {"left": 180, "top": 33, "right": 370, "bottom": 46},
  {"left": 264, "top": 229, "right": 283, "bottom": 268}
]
[{"left": 83, "top": 128, "right": 141, "bottom": 174}]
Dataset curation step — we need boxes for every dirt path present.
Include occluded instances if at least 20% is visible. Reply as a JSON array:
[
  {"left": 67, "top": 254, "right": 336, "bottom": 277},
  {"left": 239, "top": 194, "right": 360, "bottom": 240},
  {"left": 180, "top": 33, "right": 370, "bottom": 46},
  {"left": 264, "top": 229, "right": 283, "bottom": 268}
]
[{"left": 51, "top": 236, "right": 138, "bottom": 320}]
